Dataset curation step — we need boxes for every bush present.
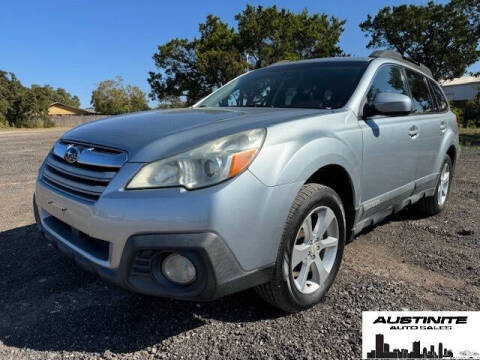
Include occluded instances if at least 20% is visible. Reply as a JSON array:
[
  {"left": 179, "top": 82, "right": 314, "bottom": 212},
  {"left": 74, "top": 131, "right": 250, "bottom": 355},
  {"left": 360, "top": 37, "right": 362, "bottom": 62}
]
[
  {"left": 463, "top": 94, "right": 480, "bottom": 128},
  {"left": 451, "top": 106, "right": 465, "bottom": 126},
  {"left": 16, "top": 116, "right": 55, "bottom": 128}
]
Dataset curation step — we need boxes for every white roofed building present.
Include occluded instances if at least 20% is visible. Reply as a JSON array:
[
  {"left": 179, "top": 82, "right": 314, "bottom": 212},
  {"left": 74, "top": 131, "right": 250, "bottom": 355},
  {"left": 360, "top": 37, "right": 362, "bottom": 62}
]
[{"left": 441, "top": 76, "right": 480, "bottom": 103}]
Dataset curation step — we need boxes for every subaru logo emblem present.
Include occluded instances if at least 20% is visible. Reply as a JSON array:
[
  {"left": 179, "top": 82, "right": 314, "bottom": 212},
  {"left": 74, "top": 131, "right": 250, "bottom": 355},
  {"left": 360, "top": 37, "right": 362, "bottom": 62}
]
[{"left": 64, "top": 145, "right": 79, "bottom": 164}]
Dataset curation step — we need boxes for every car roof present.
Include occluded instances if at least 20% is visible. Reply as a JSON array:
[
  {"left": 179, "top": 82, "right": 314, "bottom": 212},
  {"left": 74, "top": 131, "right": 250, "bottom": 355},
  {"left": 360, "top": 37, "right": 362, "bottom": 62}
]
[
  {"left": 267, "top": 54, "right": 435, "bottom": 81},
  {"left": 267, "top": 57, "right": 370, "bottom": 67}
]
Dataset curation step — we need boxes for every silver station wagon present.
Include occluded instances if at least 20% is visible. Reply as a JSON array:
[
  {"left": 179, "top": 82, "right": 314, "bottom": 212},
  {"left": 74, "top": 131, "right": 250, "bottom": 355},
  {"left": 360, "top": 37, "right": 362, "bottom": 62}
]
[{"left": 34, "top": 50, "right": 459, "bottom": 312}]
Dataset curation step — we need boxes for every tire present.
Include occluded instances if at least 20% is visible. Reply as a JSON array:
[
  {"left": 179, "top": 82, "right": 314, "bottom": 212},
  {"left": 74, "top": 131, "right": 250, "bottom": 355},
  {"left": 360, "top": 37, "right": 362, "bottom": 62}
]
[
  {"left": 418, "top": 155, "right": 453, "bottom": 216},
  {"left": 256, "top": 183, "right": 346, "bottom": 313}
]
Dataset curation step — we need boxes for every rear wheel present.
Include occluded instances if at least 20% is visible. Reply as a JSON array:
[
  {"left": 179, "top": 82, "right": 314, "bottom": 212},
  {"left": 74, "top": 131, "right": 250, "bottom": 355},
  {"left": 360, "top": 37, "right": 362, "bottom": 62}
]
[
  {"left": 418, "top": 155, "right": 453, "bottom": 215},
  {"left": 256, "top": 184, "right": 346, "bottom": 313}
]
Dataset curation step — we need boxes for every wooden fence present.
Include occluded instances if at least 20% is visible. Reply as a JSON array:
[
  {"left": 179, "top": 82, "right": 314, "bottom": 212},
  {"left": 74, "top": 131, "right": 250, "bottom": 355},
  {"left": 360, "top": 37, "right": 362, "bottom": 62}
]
[{"left": 50, "top": 115, "right": 109, "bottom": 127}]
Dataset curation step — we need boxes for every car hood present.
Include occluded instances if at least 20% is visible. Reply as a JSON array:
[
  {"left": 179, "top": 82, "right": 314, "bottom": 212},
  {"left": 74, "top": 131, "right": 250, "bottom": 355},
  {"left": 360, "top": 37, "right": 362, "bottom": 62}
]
[{"left": 62, "top": 107, "right": 334, "bottom": 162}]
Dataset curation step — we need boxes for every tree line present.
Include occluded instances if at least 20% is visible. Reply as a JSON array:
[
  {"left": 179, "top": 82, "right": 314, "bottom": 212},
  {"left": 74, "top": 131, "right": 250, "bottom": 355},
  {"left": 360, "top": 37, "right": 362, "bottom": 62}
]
[
  {"left": 2, "top": 0, "right": 479, "bottom": 127},
  {"left": 148, "top": 1, "right": 480, "bottom": 107},
  {"left": 148, "top": 5, "right": 346, "bottom": 107},
  {"left": 0, "top": 71, "right": 81, "bottom": 127}
]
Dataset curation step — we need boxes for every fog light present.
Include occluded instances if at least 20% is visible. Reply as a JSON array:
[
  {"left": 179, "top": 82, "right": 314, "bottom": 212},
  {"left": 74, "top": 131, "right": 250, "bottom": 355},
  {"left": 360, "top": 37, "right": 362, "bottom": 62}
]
[{"left": 161, "top": 253, "right": 196, "bottom": 285}]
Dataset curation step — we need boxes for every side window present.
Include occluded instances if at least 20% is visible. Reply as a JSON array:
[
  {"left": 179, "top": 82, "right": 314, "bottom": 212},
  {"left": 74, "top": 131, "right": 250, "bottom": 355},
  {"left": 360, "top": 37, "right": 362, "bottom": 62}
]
[
  {"left": 366, "top": 65, "right": 408, "bottom": 107},
  {"left": 405, "top": 69, "right": 435, "bottom": 113},
  {"left": 429, "top": 79, "right": 449, "bottom": 112}
]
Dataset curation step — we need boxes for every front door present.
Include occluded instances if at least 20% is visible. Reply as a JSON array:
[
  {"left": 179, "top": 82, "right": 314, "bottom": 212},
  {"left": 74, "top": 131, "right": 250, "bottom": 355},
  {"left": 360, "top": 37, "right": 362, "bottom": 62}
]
[{"left": 359, "top": 64, "right": 419, "bottom": 216}]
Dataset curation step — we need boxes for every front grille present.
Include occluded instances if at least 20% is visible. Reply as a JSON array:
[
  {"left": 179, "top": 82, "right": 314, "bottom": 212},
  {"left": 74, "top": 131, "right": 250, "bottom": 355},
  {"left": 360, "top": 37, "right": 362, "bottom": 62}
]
[{"left": 41, "top": 140, "right": 127, "bottom": 202}]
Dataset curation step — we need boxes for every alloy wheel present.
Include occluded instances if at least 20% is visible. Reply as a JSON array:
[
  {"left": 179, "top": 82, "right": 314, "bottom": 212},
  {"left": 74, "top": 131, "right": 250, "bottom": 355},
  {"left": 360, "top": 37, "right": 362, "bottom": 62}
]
[
  {"left": 437, "top": 162, "right": 450, "bottom": 206},
  {"left": 290, "top": 206, "right": 339, "bottom": 295}
]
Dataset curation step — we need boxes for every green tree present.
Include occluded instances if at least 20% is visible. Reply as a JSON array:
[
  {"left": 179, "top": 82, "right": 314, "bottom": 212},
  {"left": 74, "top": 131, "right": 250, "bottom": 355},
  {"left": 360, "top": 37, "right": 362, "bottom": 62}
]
[
  {"left": 91, "top": 76, "right": 150, "bottom": 114},
  {"left": 237, "top": 5, "right": 345, "bottom": 69},
  {"left": 148, "top": 6, "right": 345, "bottom": 105},
  {"left": 0, "top": 71, "right": 12, "bottom": 126},
  {"left": 51, "top": 87, "right": 81, "bottom": 108},
  {"left": 28, "top": 85, "right": 81, "bottom": 119},
  {"left": 0, "top": 71, "right": 38, "bottom": 127},
  {"left": 148, "top": 15, "right": 247, "bottom": 106},
  {"left": 0, "top": 70, "right": 82, "bottom": 127},
  {"left": 360, "top": 0, "right": 480, "bottom": 80}
]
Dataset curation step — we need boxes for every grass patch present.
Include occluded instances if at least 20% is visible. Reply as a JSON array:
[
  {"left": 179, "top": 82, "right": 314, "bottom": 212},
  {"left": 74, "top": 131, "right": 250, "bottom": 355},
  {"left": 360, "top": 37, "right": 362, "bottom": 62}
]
[{"left": 459, "top": 127, "right": 480, "bottom": 147}]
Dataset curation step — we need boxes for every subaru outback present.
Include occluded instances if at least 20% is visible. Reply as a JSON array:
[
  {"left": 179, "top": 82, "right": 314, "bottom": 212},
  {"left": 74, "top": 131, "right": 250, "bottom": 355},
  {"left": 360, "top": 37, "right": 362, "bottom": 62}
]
[{"left": 34, "top": 50, "right": 459, "bottom": 312}]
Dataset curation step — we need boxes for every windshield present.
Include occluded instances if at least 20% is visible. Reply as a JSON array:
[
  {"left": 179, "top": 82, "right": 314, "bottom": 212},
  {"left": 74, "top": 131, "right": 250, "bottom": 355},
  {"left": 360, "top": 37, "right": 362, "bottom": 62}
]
[{"left": 198, "top": 61, "right": 368, "bottom": 110}]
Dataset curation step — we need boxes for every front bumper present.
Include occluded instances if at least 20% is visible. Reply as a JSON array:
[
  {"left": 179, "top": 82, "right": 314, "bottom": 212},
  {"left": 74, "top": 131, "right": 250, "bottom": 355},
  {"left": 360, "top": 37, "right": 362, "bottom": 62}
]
[
  {"left": 35, "top": 203, "right": 273, "bottom": 300},
  {"left": 34, "top": 164, "right": 302, "bottom": 299}
]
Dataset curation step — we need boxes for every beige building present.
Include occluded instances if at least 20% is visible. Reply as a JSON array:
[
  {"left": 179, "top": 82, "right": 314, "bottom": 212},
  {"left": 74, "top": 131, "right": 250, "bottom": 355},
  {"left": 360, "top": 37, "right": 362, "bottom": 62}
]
[{"left": 48, "top": 102, "right": 96, "bottom": 116}]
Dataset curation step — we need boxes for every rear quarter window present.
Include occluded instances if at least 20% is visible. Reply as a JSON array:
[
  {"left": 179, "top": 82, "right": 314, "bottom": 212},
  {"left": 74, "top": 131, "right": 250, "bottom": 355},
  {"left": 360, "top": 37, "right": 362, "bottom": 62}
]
[
  {"left": 429, "top": 79, "right": 449, "bottom": 112},
  {"left": 405, "top": 69, "right": 436, "bottom": 114}
]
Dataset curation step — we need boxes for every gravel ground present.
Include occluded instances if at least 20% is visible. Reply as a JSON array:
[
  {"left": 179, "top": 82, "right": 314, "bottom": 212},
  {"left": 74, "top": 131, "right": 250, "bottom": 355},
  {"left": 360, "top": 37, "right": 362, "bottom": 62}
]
[{"left": 0, "top": 129, "right": 478, "bottom": 360}]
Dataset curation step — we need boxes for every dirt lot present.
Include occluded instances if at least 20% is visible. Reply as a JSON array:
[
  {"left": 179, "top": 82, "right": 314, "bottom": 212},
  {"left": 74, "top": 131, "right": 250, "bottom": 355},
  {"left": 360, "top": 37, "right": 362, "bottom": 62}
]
[{"left": 0, "top": 129, "right": 479, "bottom": 360}]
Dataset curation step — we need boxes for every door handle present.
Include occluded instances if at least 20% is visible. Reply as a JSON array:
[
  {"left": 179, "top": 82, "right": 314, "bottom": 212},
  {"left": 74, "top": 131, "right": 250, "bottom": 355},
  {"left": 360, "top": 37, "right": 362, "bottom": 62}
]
[
  {"left": 408, "top": 125, "right": 419, "bottom": 138},
  {"left": 440, "top": 121, "right": 447, "bottom": 132}
]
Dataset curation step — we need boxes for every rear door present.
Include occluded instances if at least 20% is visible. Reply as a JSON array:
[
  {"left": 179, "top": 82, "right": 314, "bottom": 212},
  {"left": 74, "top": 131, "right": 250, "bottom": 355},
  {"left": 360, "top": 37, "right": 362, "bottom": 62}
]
[
  {"left": 359, "top": 64, "right": 419, "bottom": 215},
  {"left": 403, "top": 69, "right": 445, "bottom": 193}
]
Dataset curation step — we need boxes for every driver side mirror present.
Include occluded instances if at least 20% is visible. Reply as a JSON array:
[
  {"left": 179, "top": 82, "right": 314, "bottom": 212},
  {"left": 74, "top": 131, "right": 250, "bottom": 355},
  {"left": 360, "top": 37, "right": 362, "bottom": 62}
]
[{"left": 373, "top": 92, "right": 412, "bottom": 115}]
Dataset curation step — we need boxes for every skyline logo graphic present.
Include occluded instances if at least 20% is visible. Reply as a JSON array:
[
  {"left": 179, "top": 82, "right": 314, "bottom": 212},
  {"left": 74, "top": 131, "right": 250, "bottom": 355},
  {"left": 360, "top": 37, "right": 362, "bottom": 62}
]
[
  {"left": 366, "top": 333, "right": 453, "bottom": 358},
  {"left": 362, "top": 312, "right": 480, "bottom": 360}
]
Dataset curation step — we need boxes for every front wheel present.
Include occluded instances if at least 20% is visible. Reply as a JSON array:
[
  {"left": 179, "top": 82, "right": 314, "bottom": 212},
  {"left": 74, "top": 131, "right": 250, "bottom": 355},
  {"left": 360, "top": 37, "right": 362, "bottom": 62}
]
[{"left": 256, "top": 184, "right": 346, "bottom": 313}]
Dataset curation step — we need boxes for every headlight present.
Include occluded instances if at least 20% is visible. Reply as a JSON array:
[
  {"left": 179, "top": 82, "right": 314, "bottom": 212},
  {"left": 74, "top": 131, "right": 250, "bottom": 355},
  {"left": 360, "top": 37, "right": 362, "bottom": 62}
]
[{"left": 127, "top": 128, "right": 266, "bottom": 190}]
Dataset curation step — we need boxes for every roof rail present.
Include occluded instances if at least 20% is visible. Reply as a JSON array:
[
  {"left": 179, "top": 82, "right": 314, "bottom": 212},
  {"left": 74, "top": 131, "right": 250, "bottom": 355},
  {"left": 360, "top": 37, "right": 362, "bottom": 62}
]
[{"left": 369, "top": 50, "right": 433, "bottom": 77}]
